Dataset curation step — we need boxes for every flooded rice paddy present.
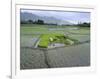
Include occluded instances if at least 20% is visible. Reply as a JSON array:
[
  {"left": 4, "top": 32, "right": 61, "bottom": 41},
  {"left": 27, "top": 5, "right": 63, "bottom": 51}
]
[{"left": 20, "top": 24, "right": 90, "bottom": 69}]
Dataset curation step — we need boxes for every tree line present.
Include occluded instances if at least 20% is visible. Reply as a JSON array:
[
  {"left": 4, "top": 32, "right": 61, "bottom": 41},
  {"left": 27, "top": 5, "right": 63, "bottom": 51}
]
[
  {"left": 21, "top": 19, "right": 90, "bottom": 27},
  {"left": 21, "top": 19, "right": 44, "bottom": 24},
  {"left": 77, "top": 22, "right": 90, "bottom": 27}
]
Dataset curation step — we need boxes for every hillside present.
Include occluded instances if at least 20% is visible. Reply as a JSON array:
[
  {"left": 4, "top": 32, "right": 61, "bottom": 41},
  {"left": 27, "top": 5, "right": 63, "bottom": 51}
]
[{"left": 20, "top": 12, "right": 73, "bottom": 25}]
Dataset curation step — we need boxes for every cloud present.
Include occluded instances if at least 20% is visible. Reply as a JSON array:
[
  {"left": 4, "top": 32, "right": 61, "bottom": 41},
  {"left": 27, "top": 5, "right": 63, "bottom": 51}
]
[{"left": 21, "top": 9, "right": 90, "bottom": 24}]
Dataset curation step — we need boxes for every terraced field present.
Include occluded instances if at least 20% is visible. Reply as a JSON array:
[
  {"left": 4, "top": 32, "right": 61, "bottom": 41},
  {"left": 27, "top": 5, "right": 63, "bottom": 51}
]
[{"left": 20, "top": 24, "right": 90, "bottom": 69}]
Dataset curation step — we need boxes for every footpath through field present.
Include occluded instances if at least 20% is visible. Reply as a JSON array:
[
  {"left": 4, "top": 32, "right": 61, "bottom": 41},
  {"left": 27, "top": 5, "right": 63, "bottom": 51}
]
[{"left": 20, "top": 42, "right": 90, "bottom": 69}]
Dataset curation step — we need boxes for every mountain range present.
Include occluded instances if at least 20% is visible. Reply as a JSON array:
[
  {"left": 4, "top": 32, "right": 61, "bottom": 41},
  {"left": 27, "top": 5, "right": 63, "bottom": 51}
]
[{"left": 20, "top": 12, "right": 73, "bottom": 25}]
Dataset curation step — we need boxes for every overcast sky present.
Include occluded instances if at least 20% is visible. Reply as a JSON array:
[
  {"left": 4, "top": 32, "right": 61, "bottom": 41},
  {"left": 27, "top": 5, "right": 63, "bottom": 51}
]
[{"left": 21, "top": 9, "right": 90, "bottom": 24}]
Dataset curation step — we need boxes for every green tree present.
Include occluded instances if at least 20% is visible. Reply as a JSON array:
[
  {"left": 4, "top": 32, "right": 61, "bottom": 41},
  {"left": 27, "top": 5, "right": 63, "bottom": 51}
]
[
  {"left": 28, "top": 19, "right": 33, "bottom": 24},
  {"left": 35, "top": 19, "right": 44, "bottom": 24}
]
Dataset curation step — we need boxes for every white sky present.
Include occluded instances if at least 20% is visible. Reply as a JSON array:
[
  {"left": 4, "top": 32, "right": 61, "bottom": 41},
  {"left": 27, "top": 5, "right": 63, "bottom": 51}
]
[{"left": 21, "top": 9, "right": 90, "bottom": 24}]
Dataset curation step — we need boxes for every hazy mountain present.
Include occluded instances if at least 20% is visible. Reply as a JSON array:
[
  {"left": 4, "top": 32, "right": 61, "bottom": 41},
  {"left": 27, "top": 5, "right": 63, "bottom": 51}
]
[
  {"left": 20, "top": 12, "right": 39, "bottom": 21},
  {"left": 20, "top": 12, "right": 73, "bottom": 25}
]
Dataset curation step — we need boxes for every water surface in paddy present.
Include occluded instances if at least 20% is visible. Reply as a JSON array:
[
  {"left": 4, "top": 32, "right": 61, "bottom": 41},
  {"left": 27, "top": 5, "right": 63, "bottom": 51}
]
[{"left": 48, "top": 27, "right": 78, "bottom": 31}]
